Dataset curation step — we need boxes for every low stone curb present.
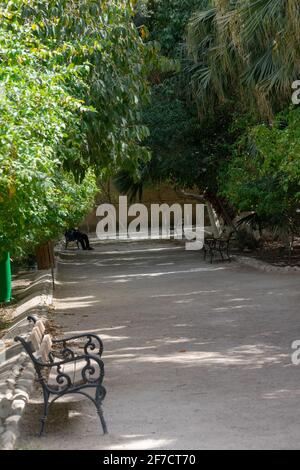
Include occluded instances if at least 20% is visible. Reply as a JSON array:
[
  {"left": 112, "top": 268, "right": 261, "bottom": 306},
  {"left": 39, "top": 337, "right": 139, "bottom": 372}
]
[
  {"left": 0, "top": 354, "right": 35, "bottom": 450},
  {"left": 0, "top": 269, "right": 54, "bottom": 450},
  {"left": 174, "top": 237, "right": 300, "bottom": 274},
  {"left": 234, "top": 255, "right": 300, "bottom": 274}
]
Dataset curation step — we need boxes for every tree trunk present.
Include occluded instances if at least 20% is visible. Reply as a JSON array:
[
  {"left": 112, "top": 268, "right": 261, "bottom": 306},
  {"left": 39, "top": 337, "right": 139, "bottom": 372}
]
[
  {"left": 205, "top": 191, "right": 237, "bottom": 231},
  {"left": 35, "top": 242, "right": 55, "bottom": 270},
  {"left": 178, "top": 189, "right": 236, "bottom": 234},
  {"left": 205, "top": 202, "right": 221, "bottom": 237}
]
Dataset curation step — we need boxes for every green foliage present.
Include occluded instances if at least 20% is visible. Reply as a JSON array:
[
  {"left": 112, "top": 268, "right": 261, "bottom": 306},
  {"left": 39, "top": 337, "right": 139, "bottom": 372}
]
[
  {"left": 9, "top": 0, "right": 151, "bottom": 177},
  {"left": 187, "top": 0, "right": 300, "bottom": 120},
  {"left": 220, "top": 106, "right": 300, "bottom": 231},
  {"left": 143, "top": 86, "right": 235, "bottom": 191},
  {"left": 132, "top": 0, "right": 300, "bottom": 237},
  {"left": 184, "top": 0, "right": 300, "bottom": 233},
  {"left": 144, "top": 0, "right": 207, "bottom": 57},
  {"left": 0, "top": 0, "right": 150, "bottom": 257},
  {"left": 142, "top": 83, "right": 201, "bottom": 180},
  {"left": 117, "top": 0, "right": 228, "bottom": 200}
]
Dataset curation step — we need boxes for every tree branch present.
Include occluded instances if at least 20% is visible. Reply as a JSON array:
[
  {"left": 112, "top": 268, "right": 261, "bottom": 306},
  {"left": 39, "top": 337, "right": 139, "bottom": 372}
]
[{"left": 176, "top": 189, "right": 207, "bottom": 203}]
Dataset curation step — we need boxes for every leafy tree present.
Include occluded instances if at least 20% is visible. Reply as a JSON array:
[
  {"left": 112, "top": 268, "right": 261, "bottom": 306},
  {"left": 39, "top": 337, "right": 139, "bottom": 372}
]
[
  {"left": 15, "top": 0, "right": 151, "bottom": 177},
  {"left": 220, "top": 106, "right": 300, "bottom": 235},
  {"left": 0, "top": 0, "right": 151, "bottom": 258},
  {"left": 184, "top": 0, "right": 300, "bottom": 233},
  {"left": 131, "top": 0, "right": 300, "bottom": 236},
  {"left": 0, "top": 7, "right": 96, "bottom": 257},
  {"left": 116, "top": 0, "right": 236, "bottom": 226},
  {"left": 187, "top": 0, "right": 300, "bottom": 120},
  {"left": 141, "top": 0, "right": 207, "bottom": 57}
]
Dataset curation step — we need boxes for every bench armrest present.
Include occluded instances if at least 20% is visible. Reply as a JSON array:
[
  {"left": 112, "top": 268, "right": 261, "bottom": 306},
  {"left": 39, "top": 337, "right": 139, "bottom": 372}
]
[
  {"left": 40, "top": 353, "right": 104, "bottom": 370},
  {"left": 40, "top": 354, "right": 105, "bottom": 391},
  {"left": 26, "top": 317, "right": 103, "bottom": 356},
  {"left": 52, "top": 333, "right": 104, "bottom": 358}
]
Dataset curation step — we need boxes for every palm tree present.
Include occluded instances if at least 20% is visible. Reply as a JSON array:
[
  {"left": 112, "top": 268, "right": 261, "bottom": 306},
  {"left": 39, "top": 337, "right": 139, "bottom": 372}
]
[{"left": 187, "top": 0, "right": 300, "bottom": 120}]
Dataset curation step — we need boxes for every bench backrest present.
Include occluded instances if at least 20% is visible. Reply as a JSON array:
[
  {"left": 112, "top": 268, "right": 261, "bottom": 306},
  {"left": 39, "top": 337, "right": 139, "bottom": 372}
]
[
  {"left": 15, "top": 317, "right": 53, "bottom": 368},
  {"left": 65, "top": 230, "right": 77, "bottom": 242},
  {"left": 15, "top": 317, "right": 106, "bottom": 398}
]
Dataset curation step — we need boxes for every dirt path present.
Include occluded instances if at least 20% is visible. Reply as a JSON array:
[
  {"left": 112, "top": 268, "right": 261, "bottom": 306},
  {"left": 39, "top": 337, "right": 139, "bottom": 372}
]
[{"left": 18, "top": 240, "right": 300, "bottom": 449}]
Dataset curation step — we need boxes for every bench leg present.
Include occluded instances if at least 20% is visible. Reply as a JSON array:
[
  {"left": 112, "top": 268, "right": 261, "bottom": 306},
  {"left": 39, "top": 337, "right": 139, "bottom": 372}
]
[
  {"left": 210, "top": 245, "right": 214, "bottom": 264},
  {"left": 97, "top": 404, "right": 108, "bottom": 435},
  {"left": 218, "top": 243, "right": 224, "bottom": 261},
  {"left": 39, "top": 389, "right": 50, "bottom": 437},
  {"left": 95, "top": 387, "right": 108, "bottom": 434},
  {"left": 226, "top": 242, "right": 231, "bottom": 262}
]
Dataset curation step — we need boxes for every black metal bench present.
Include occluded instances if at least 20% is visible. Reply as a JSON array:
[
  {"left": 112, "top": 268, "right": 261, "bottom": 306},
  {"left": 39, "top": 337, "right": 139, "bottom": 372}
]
[
  {"left": 203, "top": 229, "right": 235, "bottom": 264},
  {"left": 15, "top": 316, "right": 107, "bottom": 436},
  {"left": 65, "top": 231, "right": 80, "bottom": 250}
]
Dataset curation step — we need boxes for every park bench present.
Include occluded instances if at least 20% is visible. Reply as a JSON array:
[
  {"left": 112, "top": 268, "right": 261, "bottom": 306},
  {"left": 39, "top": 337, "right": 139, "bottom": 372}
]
[
  {"left": 65, "top": 230, "right": 80, "bottom": 250},
  {"left": 15, "top": 316, "right": 107, "bottom": 436},
  {"left": 203, "top": 228, "right": 235, "bottom": 264}
]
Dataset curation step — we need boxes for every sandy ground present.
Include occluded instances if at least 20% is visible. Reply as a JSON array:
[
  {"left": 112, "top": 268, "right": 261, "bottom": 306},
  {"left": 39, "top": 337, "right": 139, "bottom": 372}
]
[{"left": 17, "top": 240, "right": 300, "bottom": 450}]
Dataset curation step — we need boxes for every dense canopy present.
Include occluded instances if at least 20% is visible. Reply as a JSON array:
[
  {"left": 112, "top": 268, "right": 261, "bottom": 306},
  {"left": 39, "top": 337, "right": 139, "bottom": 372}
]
[
  {"left": 1, "top": 0, "right": 300, "bottom": 259},
  {"left": 0, "top": 0, "right": 150, "bottom": 257}
]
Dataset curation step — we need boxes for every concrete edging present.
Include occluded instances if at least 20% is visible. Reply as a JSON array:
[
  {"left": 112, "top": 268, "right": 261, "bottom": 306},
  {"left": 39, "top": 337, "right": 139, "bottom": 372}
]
[
  {"left": 0, "top": 354, "right": 35, "bottom": 450},
  {"left": 0, "top": 269, "right": 54, "bottom": 450},
  {"left": 234, "top": 255, "right": 300, "bottom": 274},
  {"left": 177, "top": 237, "right": 300, "bottom": 274}
]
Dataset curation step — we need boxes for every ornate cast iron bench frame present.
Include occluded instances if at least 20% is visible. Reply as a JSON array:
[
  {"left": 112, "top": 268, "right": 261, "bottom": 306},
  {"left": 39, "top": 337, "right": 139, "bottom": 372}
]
[
  {"left": 204, "top": 230, "right": 235, "bottom": 264},
  {"left": 65, "top": 231, "right": 80, "bottom": 250},
  {"left": 15, "top": 316, "right": 107, "bottom": 436}
]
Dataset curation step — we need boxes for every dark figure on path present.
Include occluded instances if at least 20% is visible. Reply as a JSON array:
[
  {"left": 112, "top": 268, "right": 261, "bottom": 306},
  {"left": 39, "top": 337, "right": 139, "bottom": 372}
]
[{"left": 65, "top": 228, "right": 93, "bottom": 250}]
